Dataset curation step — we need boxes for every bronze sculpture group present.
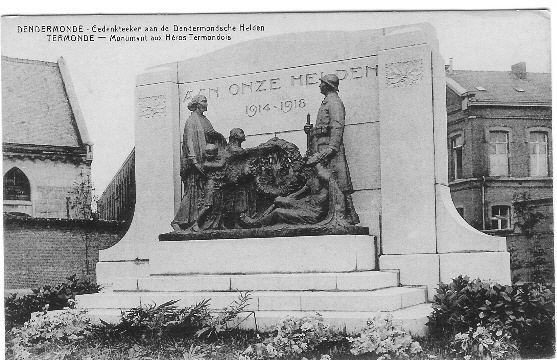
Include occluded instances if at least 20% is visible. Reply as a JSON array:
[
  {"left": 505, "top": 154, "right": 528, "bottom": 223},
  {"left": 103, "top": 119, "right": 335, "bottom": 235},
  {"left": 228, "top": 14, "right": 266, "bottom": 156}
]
[{"left": 171, "top": 74, "right": 360, "bottom": 234}]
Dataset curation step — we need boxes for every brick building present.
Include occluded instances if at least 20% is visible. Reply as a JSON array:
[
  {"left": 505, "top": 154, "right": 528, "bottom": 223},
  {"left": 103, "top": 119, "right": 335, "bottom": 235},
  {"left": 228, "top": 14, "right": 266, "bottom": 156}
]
[
  {"left": 445, "top": 62, "right": 552, "bottom": 235},
  {"left": 2, "top": 56, "right": 93, "bottom": 218},
  {"left": 97, "top": 148, "right": 136, "bottom": 222}
]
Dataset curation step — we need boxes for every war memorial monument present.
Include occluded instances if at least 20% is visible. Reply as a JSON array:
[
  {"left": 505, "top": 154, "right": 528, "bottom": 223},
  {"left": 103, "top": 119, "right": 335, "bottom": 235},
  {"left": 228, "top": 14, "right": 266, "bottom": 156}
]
[{"left": 77, "top": 23, "right": 511, "bottom": 334}]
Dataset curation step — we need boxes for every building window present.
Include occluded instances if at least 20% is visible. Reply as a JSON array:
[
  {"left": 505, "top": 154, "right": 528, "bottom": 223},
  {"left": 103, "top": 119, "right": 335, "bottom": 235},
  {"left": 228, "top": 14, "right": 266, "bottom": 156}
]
[
  {"left": 450, "top": 134, "right": 463, "bottom": 180},
  {"left": 491, "top": 205, "right": 511, "bottom": 230},
  {"left": 489, "top": 131, "right": 509, "bottom": 176},
  {"left": 529, "top": 131, "right": 549, "bottom": 177},
  {"left": 3, "top": 167, "right": 31, "bottom": 201}
]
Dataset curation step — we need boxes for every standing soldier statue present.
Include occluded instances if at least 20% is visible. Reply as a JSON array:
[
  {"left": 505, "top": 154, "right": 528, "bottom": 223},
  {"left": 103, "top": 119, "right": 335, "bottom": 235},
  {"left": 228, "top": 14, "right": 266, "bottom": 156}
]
[{"left": 304, "top": 74, "right": 360, "bottom": 226}]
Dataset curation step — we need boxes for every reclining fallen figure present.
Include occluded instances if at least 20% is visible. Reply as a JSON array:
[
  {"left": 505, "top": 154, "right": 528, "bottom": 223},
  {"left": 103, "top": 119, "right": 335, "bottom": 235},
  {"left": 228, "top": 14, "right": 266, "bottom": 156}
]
[{"left": 240, "top": 163, "right": 329, "bottom": 227}]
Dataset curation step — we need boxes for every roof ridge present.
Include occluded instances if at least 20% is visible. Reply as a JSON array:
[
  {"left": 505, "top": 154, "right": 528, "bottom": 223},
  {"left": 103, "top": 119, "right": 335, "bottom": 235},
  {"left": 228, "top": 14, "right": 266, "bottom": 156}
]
[
  {"left": 1, "top": 55, "right": 58, "bottom": 67},
  {"left": 450, "top": 69, "right": 550, "bottom": 75}
]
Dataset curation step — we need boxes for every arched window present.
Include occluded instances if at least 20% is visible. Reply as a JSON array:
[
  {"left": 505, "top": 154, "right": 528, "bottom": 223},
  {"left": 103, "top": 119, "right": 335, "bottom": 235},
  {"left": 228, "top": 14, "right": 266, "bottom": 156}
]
[{"left": 3, "top": 167, "right": 31, "bottom": 201}]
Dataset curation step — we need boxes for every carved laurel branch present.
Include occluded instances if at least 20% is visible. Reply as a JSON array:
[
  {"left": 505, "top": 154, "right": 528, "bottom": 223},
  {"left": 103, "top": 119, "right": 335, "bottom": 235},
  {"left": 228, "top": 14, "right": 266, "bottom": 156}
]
[
  {"left": 138, "top": 95, "right": 168, "bottom": 119},
  {"left": 385, "top": 59, "right": 424, "bottom": 88}
]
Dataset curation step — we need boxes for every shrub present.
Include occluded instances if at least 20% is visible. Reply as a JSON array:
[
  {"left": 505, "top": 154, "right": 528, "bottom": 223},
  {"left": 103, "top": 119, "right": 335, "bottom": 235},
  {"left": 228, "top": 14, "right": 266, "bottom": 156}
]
[
  {"left": 5, "top": 274, "right": 101, "bottom": 330},
  {"left": 4, "top": 293, "right": 45, "bottom": 332},
  {"left": 348, "top": 313, "right": 422, "bottom": 359},
  {"left": 245, "top": 313, "right": 344, "bottom": 359},
  {"left": 449, "top": 324, "right": 519, "bottom": 360},
  {"left": 196, "top": 292, "right": 253, "bottom": 338},
  {"left": 9, "top": 307, "right": 91, "bottom": 359},
  {"left": 93, "top": 293, "right": 252, "bottom": 343},
  {"left": 428, "top": 276, "right": 555, "bottom": 356},
  {"left": 525, "top": 237, "right": 553, "bottom": 284},
  {"left": 105, "top": 299, "right": 212, "bottom": 343}
]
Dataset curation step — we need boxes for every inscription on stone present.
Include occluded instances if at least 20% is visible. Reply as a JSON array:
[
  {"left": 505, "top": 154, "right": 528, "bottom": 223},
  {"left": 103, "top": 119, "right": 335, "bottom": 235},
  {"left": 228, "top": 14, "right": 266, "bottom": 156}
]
[
  {"left": 182, "top": 65, "right": 377, "bottom": 102},
  {"left": 179, "top": 57, "right": 379, "bottom": 136}
]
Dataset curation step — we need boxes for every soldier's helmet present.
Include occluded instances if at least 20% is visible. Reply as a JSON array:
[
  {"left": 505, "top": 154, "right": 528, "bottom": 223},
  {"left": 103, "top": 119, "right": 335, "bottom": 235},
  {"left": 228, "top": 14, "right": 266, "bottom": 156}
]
[{"left": 319, "top": 74, "right": 339, "bottom": 92}]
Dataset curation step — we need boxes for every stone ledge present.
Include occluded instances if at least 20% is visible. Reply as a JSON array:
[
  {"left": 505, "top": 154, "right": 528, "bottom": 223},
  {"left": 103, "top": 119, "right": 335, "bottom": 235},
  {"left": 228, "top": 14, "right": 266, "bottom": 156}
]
[
  {"left": 3, "top": 213, "right": 129, "bottom": 232},
  {"left": 159, "top": 225, "right": 369, "bottom": 241},
  {"left": 110, "top": 271, "right": 398, "bottom": 292},
  {"left": 76, "top": 287, "right": 426, "bottom": 312}
]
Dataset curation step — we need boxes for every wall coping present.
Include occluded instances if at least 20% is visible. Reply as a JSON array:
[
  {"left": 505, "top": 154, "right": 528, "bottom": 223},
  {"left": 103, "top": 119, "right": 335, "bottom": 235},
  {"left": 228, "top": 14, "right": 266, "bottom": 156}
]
[{"left": 3, "top": 213, "right": 129, "bottom": 232}]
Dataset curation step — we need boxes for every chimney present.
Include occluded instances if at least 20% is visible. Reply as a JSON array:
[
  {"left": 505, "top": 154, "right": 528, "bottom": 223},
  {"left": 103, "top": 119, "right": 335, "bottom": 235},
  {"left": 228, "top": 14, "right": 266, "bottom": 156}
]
[
  {"left": 445, "top": 58, "right": 454, "bottom": 73},
  {"left": 511, "top": 62, "right": 526, "bottom": 79}
]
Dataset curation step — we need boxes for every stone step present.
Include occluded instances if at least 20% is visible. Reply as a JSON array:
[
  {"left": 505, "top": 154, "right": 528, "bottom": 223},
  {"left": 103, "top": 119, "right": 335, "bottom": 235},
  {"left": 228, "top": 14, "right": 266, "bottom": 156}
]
[
  {"left": 246, "top": 304, "right": 434, "bottom": 336},
  {"left": 112, "top": 271, "right": 399, "bottom": 292},
  {"left": 77, "top": 286, "right": 426, "bottom": 313},
  {"left": 84, "top": 303, "right": 433, "bottom": 337}
]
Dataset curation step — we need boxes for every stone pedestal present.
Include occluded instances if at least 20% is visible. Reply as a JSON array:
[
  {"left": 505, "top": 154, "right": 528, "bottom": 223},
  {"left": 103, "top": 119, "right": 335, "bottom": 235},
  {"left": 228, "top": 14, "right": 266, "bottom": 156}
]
[{"left": 151, "top": 235, "right": 376, "bottom": 275}]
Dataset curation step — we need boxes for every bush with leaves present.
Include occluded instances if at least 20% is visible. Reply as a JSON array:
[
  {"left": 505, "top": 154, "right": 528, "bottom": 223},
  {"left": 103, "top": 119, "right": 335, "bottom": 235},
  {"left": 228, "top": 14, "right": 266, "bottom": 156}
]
[
  {"left": 348, "top": 313, "right": 422, "bottom": 359},
  {"left": 4, "top": 293, "right": 44, "bottom": 332},
  {"left": 449, "top": 324, "right": 519, "bottom": 360},
  {"left": 513, "top": 191, "right": 552, "bottom": 284},
  {"left": 5, "top": 274, "right": 101, "bottom": 330},
  {"left": 428, "top": 276, "right": 555, "bottom": 356},
  {"left": 244, "top": 313, "right": 345, "bottom": 359}
]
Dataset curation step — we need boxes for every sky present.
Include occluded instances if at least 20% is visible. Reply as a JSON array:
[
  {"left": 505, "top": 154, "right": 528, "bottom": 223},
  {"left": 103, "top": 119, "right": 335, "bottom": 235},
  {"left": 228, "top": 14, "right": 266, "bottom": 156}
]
[{"left": 1, "top": 10, "right": 551, "bottom": 194}]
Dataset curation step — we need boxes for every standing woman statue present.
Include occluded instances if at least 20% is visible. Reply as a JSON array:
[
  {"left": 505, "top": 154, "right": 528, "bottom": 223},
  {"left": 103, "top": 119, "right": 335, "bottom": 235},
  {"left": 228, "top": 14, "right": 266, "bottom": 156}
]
[{"left": 171, "top": 95, "right": 226, "bottom": 231}]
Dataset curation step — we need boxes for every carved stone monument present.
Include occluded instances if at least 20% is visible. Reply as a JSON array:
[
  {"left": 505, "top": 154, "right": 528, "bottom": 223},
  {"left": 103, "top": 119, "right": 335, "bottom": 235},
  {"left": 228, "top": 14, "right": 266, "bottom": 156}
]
[
  {"left": 163, "top": 72, "right": 368, "bottom": 239},
  {"left": 79, "top": 23, "right": 511, "bottom": 334}
]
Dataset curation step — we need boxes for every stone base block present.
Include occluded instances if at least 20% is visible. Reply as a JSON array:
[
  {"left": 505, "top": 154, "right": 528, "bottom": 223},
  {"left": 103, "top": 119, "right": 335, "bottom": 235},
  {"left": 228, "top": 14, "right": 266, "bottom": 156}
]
[
  {"left": 380, "top": 251, "right": 512, "bottom": 301},
  {"left": 96, "top": 260, "right": 150, "bottom": 290},
  {"left": 379, "top": 254, "right": 439, "bottom": 301},
  {"left": 150, "top": 235, "right": 376, "bottom": 275},
  {"left": 439, "top": 252, "right": 511, "bottom": 285}
]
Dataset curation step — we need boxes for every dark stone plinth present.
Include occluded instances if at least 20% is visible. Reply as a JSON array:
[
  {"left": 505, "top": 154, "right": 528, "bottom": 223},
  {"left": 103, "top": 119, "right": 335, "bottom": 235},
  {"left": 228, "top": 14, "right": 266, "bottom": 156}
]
[{"left": 159, "top": 225, "right": 369, "bottom": 241}]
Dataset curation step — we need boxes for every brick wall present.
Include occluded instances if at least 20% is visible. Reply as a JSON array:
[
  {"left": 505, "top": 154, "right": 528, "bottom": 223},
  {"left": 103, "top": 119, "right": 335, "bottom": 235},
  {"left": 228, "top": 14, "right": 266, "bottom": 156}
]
[
  {"left": 449, "top": 180, "right": 552, "bottom": 232},
  {"left": 448, "top": 115, "right": 552, "bottom": 179},
  {"left": 4, "top": 216, "right": 128, "bottom": 289}
]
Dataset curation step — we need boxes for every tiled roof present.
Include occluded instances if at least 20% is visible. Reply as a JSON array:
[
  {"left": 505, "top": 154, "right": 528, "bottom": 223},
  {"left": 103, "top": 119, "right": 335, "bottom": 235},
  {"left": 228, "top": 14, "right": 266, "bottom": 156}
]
[
  {"left": 2, "top": 56, "right": 81, "bottom": 147},
  {"left": 447, "top": 70, "right": 551, "bottom": 105}
]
